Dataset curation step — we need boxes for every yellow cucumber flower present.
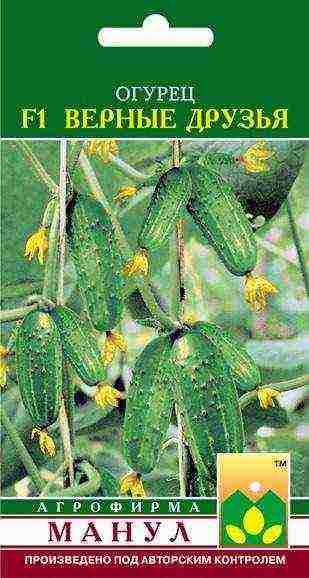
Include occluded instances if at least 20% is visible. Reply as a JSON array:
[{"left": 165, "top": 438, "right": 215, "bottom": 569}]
[
  {"left": 0, "top": 345, "right": 9, "bottom": 388},
  {"left": 120, "top": 471, "right": 146, "bottom": 498},
  {"left": 24, "top": 227, "right": 49, "bottom": 265},
  {"left": 31, "top": 428, "right": 56, "bottom": 457},
  {"left": 101, "top": 331, "right": 128, "bottom": 365},
  {"left": 93, "top": 384, "right": 122, "bottom": 408},
  {"left": 101, "top": 338, "right": 116, "bottom": 366},
  {"left": 241, "top": 141, "right": 273, "bottom": 173},
  {"left": 258, "top": 387, "right": 279, "bottom": 410},
  {"left": 244, "top": 274, "right": 278, "bottom": 312},
  {"left": 38, "top": 313, "right": 52, "bottom": 330},
  {"left": 123, "top": 249, "right": 149, "bottom": 276},
  {"left": 114, "top": 186, "right": 137, "bottom": 203},
  {"left": 84, "top": 139, "right": 118, "bottom": 162}
]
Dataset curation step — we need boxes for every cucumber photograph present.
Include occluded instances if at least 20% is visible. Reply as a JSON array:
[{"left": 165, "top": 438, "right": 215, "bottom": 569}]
[{"left": 1, "top": 138, "right": 308, "bottom": 499}]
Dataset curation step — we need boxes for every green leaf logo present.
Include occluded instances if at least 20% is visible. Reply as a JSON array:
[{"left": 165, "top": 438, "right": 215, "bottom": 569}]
[
  {"left": 262, "top": 525, "right": 283, "bottom": 545},
  {"left": 224, "top": 505, "right": 283, "bottom": 545},
  {"left": 243, "top": 506, "right": 264, "bottom": 535},
  {"left": 225, "top": 525, "right": 246, "bottom": 544}
]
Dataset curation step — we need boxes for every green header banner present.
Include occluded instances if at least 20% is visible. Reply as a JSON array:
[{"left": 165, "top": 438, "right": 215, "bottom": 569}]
[
  {"left": 1, "top": 498, "right": 308, "bottom": 517},
  {"left": 2, "top": 1, "right": 309, "bottom": 137}
]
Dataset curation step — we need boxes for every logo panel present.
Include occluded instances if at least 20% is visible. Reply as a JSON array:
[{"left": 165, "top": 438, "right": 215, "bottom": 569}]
[{"left": 218, "top": 453, "right": 289, "bottom": 548}]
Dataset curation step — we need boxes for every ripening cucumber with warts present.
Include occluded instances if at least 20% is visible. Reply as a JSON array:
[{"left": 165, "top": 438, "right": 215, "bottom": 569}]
[
  {"left": 192, "top": 322, "right": 261, "bottom": 391},
  {"left": 173, "top": 331, "right": 245, "bottom": 487},
  {"left": 67, "top": 194, "right": 124, "bottom": 332},
  {"left": 137, "top": 166, "right": 193, "bottom": 252},
  {"left": 50, "top": 305, "right": 106, "bottom": 386},
  {"left": 123, "top": 335, "right": 176, "bottom": 474},
  {"left": 187, "top": 165, "right": 257, "bottom": 276},
  {"left": 15, "top": 310, "right": 62, "bottom": 430}
]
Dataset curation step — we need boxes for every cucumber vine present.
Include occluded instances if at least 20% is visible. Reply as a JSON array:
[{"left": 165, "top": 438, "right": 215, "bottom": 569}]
[{"left": 1, "top": 139, "right": 308, "bottom": 498}]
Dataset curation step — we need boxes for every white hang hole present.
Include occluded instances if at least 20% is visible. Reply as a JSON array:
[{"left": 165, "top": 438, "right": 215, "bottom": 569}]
[{"left": 98, "top": 14, "right": 214, "bottom": 48}]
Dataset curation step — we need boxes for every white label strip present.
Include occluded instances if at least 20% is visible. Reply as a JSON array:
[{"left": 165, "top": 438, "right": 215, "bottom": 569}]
[{"left": 0, "top": 518, "right": 308, "bottom": 547}]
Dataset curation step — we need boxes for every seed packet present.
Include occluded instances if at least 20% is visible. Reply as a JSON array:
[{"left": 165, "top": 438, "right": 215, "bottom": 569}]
[{"left": 1, "top": 3, "right": 309, "bottom": 577}]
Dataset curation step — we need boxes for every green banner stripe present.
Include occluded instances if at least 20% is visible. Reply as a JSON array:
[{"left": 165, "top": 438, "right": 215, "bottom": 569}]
[{"left": 1, "top": 498, "right": 308, "bottom": 517}]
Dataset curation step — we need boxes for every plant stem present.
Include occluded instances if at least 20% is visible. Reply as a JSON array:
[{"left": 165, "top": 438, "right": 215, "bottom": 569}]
[
  {"left": 286, "top": 197, "right": 309, "bottom": 300},
  {"left": 171, "top": 139, "right": 196, "bottom": 497},
  {"left": 42, "top": 204, "right": 60, "bottom": 301},
  {"left": 1, "top": 281, "right": 42, "bottom": 302},
  {"left": 0, "top": 303, "right": 38, "bottom": 323},
  {"left": 239, "top": 373, "right": 309, "bottom": 410},
  {"left": 39, "top": 463, "right": 66, "bottom": 497},
  {"left": 76, "top": 380, "right": 94, "bottom": 397},
  {"left": 68, "top": 140, "right": 85, "bottom": 177},
  {"left": 57, "top": 140, "right": 67, "bottom": 305},
  {"left": 57, "top": 139, "right": 75, "bottom": 487},
  {"left": 176, "top": 412, "right": 188, "bottom": 497},
  {"left": 172, "top": 138, "right": 186, "bottom": 321},
  {"left": 118, "top": 187, "right": 153, "bottom": 218},
  {"left": 1, "top": 297, "right": 56, "bottom": 324},
  {"left": 79, "top": 151, "right": 178, "bottom": 331},
  {"left": 171, "top": 138, "right": 185, "bottom": 322},
  {"left": 175, "top": 220, "right": 186, "bottom": 322},
  {"left": 58, "top": 400, "right": 74, "bottom": 487},
  {"left": 176, "top": 411, "right": 197, "bottom": 497},
  {"left": 63, "top": 365, "right": 76, "bottom": 442},
  {"left": 1, "top": 271, "right": 76, "bottom": 304},
  {"left": 109, "top": 153, "right": 152, "bottom": 182},
  {"left": 15, "top": 141, "right": 58, "bottom": 193},
  {"left": 1, "top": 406, "right": 44, "bottom": 494}
]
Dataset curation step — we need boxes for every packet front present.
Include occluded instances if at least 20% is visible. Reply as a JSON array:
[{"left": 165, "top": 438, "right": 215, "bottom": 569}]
[{"left": 1, "top": 3, "right": 309, "bottom": 577}]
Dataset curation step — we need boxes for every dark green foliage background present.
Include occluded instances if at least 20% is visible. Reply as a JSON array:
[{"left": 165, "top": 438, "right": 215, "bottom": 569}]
[{"left": 1, "top": 140, "right": 309, "bottom": 497}]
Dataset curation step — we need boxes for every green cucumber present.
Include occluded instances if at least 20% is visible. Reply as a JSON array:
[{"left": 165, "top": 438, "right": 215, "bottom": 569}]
[
  {"left": 188, "top": 166, "right": 257, "bottom": 276},
  {"left": 50, "top": 305, "right": 105, "bottom": 386},
  {"left": 137, "top": 167, "right": 192, "bottom": 252},
  {"left": 173, "top": 332, "right": 245, "bottom": 487},
  {"left": 123, "top": 335, "right": 175, "bottom": 474},
  {"left": 16, "top": 310, "right": 62, "bottom": 429},
  {"left": 192, "top": 322, "right": 261, "bottom": 391},
  {"left": 67, "top": 194, "right": 124, "bottom": 332},
  {"left": 100, "top": 467, "right": 119, "bottom": 497}
]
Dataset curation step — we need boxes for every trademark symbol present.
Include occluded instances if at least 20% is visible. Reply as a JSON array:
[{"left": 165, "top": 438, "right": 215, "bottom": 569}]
[{"left": 274, "top": 459, "right": 287, "bottom": 468}]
